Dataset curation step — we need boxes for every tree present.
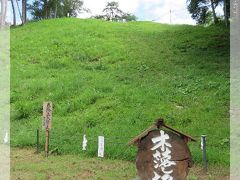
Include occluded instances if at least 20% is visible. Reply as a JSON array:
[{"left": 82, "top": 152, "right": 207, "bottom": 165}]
[
  {"left": 223, "top": 0, "right": 230, "bottom": 26},
  {"left": 0, "top": 0, "right": 8, "bottom": 27},
  {"left": 16, "top": 0, "right": 24, "bottom": 24},
  {"left": 121, "top": 13, "right": 137, "bottom": 22},
  {"left": 53, "top": 0, "right": 57, "bottom": 18},
  {"left": 10, "top": 0, "right": 16, "bottom": 26},
  {"left": 28, "top": 0, "right": 85, "bottom": 20},
  {"left": 93, "top": 15, "right": 106, "bottom": 20},
  {"left": 187, "top": 0, "right": 209, "bottom": 24},
  {"left": 61, "top": 0, "right": 84, "bottom": 17},
  {"left": 187, "top": 0, "right": 229, "bottom": 25},
  {"left": 210, "top": 0, "right": 217, "bottom": 23},
  {"left": 94, "top": 1, "right": 137, "bottom": 22},
  {"left": 28, "top": 0, "right": 45, "bottom": 20},
  {"left": 103, "top": 1, "right": 123, "bottom": 21},
  {"left": 43, "top": 0, "right": 49, "bottom": 18},
  {"left": 22, "top": 0, "right": 27, "bottom": 23}
]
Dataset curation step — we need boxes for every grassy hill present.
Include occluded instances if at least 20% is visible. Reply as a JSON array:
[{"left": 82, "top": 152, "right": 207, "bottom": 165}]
[{"left": 11, "top": 18, "right": 229, "bottom": 166}]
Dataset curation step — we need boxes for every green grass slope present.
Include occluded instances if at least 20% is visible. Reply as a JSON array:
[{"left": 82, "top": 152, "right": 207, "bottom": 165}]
[{"left": 11, "top": 18, "right": 229, "bottom": 166}]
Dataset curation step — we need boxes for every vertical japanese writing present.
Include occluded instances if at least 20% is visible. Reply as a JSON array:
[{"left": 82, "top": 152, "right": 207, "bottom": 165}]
[
  {"left": 42, "top": 102, "right": 52, "bottom": 130},
  {"left": 45, "top": 103, "right": 51, "bottom": 129},
  {"left": 151, "top": 130, "right": 176, "bottom": 180}
]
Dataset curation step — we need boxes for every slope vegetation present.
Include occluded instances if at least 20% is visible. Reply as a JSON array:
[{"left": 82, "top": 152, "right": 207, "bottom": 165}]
[{"left": 11, "top": 18, "right": 229, "bottom": 165}]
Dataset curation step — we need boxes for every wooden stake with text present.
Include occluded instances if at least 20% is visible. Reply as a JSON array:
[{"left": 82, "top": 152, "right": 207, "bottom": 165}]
[{"left": 43, "top": 102, "right": 52, "bottom": 157}]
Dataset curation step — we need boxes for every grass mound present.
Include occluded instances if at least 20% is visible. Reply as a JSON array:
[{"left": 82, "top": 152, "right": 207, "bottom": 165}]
[{"left": 11, "top": 18, "right": 229, "bottom": 166}]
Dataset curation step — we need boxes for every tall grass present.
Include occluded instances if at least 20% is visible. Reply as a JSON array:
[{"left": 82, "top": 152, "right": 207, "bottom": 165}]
[{"left": 11, "top": 18, "right": 229, "bottom": 166}]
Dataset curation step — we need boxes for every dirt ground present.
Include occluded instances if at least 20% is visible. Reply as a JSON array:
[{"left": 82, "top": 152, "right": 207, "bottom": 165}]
[
  {"left": 0, "top": 144, "right": 10, "bottom": 180},
  {"left": 10, "top": 148, "right": 229, "bottom": 180}
]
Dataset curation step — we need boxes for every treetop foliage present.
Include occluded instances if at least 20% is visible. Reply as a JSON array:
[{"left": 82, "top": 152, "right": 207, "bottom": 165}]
[
  {"left": 28, "top": 0, "right": 87, "bottom": 20},
  {"left": 94, "top": 1, "right": 137, "bottom": 22},
  {"left": 187, "top": 0, "right": 230, "bottom": 25}
]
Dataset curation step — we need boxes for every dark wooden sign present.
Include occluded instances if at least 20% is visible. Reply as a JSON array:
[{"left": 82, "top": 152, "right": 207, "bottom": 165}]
[{"left": 128, "top": 119, "right": 195, "bottom": 180}]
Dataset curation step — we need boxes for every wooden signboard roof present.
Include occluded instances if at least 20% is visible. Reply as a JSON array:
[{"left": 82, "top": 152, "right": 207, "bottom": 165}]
[{"left": 128, "top": 118, "right": 196, "bottom": 146}]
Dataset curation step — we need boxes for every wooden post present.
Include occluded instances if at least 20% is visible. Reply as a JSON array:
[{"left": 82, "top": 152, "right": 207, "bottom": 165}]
[
  {"left": 45, "top": 128, "right": 49, "bottom": 156},
  {"left": 201, "top": 135, "right": 207, "bottom": 173},
  {"left": 36, "top": 129, "right": 39, "bottom": 153}
]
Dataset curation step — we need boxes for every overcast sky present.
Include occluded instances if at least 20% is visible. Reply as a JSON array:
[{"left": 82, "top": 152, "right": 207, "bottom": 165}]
[
  {"left": 80, "top": 0, "right": 197, "bottom": 25},
  {"left": 8, "top": 0, "right": 224, "bottom": 25}
]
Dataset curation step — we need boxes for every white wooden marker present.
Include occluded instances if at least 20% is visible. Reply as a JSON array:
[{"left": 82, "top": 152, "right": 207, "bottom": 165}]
[
  {"left": 98, "top": 136, "right": 104, "bottom": 158},
  {"left": 82, "top": 134, "right": 88, "bottom": 151},
  {"left": 3, "top": 132, "right": 8, "bottom": 144}
]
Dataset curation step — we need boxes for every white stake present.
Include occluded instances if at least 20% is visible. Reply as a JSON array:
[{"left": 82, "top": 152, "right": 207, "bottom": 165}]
[
  {"left": 98, "top": 136, "right": 104, "bottom": 158},
  {"left": 3, "top": 132, "right": 8, "bottom": 144},
  {"left": 82, "top": 134, "right": 88, "bottom": 151}
]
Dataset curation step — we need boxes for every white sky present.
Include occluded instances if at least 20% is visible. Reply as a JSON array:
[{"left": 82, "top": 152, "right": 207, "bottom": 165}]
[
  {"left": 7, "top": 0, "right": 224, "bottom": 25},
  {"left": 79, "top": 0, "right": 197, "bottom": 25}
]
